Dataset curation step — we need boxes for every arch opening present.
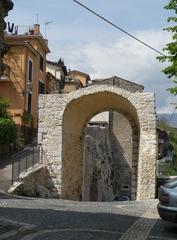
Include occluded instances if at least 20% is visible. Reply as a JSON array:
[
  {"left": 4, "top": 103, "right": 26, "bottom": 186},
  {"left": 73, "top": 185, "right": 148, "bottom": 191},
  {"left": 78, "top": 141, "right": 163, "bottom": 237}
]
[{"left": 83, "top": 110, "right": 139, "bottom": 201}]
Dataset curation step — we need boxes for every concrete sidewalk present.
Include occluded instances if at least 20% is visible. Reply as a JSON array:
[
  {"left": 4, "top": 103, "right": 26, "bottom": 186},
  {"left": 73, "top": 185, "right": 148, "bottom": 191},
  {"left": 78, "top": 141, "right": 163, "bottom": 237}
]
[{"left": 0, "top": 154, "right": 12, "bottom": 191}]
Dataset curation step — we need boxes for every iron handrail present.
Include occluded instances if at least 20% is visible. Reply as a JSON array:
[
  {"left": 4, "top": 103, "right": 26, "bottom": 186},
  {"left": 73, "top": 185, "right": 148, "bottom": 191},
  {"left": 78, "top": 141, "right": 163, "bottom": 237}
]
[{"left": 11, "top": 144, "right": 43, "bottom": 184}]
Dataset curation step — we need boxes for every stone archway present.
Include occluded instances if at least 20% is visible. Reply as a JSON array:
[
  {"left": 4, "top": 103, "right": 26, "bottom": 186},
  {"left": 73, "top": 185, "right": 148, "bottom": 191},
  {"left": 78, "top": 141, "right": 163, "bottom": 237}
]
[{"left": 38, "top": 85, "right": 157, "bottom": 201}]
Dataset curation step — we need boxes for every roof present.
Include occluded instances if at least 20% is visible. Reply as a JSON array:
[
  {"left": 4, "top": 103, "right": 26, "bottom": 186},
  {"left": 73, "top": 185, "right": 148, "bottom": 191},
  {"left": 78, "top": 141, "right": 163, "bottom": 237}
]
[
  {"left": 47, "top": 60, "right": 64, "bottom": 67},
  {"left": 47, "top": 60, "right": 67, "bottom": 75},
  {"left": 46, "top": 72, "right": 57, "bottom": 82},
  {"left": 91, "top": 76, "right": 144, "bottom": 93},
  {"left": 68, "top": 70, "right": 91, "bottom": 80},
  {"left": 5, "top": 34, "right": 50, "bottom": 53}
]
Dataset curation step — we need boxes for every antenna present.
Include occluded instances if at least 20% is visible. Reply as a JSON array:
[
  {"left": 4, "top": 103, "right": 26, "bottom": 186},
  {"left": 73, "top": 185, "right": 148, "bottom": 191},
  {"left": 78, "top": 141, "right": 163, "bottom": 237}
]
[
  {"left": 44, "top": 21, "right": 53, "bottom": 39},
  {"left": 36, "top": 13, "right": 39, "bottom": 24}
]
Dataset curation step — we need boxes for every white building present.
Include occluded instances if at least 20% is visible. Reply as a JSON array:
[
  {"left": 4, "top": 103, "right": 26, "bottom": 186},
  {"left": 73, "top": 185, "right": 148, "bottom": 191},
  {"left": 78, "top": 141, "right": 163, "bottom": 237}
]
[{"left": 46, "top": 59, "right": 67, "bottom": 80}]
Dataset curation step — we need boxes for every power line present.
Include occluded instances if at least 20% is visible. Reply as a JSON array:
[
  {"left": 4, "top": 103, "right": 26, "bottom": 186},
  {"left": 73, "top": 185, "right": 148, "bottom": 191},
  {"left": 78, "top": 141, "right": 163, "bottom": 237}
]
[{"left": 73, "top": 0, "right": 166, "bottom": 57}]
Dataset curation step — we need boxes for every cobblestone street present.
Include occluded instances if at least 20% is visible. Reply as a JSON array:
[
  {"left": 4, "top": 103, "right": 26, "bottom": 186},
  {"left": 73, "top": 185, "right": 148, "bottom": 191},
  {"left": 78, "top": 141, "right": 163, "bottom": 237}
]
[{"left": 0, "top": 192, "right": 176, "bottom": 240}]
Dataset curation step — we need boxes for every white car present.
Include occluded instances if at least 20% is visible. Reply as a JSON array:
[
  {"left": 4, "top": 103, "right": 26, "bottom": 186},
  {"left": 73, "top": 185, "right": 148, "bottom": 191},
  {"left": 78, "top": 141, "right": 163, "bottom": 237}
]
[{"left": 158, "top": 178, "right": 177, "bottom": 223}]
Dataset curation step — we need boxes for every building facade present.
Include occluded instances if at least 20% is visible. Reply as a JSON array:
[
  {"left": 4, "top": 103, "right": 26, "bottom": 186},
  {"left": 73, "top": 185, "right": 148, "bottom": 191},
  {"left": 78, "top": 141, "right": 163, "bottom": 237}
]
[
  {"left": 0, "top": 24, "right": 50, "bottom": 143},
  {"left": 68, "top": 70, "right": 91, "bottom": 87},
  {"left": 46, "top": 63, "right": 90, "bottom": 94}
]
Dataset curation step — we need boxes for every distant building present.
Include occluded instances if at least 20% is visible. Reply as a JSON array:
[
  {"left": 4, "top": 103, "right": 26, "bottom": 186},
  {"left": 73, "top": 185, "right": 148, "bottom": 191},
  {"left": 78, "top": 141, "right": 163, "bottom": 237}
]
[
  {"left": 46, "top": 59, "right": 67, "bottom": 93},
  {"left": 46, "top": 63, "right": 90, "bottom": 94},
  {"left": 46, "top": 72, "right": 60, "bottom": 94},
  {"left": 157, "top": 128, "right": 173, "bottom": 161},
  {"left": 68, "top": 70, "right": 91, "bottom": 87},
  {"left": 62, "top": 78, "right": 81, "bottom": 94},
  {"left": 0, "top": 24, "right": 50, "bottom": 144},
  {"left": 92, "top": 76, "right": 144, "bottom": 93},
  {"left": 46, "top": 59, "right": 67, "bottom": 79}
]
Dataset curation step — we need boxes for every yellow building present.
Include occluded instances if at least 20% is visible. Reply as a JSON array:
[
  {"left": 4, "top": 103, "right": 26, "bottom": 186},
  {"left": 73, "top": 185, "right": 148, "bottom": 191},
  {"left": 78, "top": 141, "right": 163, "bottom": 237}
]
[
  {"left": 0, "top": 24, "right": 50, "bottom": 143},
  {"left": 68, "top": 70, "right": 91, "bottom": 87}
]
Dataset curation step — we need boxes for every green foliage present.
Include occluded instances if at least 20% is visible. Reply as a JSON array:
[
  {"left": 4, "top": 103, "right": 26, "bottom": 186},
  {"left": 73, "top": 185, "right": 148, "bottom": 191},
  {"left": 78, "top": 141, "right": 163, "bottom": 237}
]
[
  {"left": 158, "top": 119, "right": 177, "bottom": 175},
  {"left": 0, "top": 97, "right": 10, "bottom": 118},
  {"left": 157, "top": 0, "right": 177, "bottom": 95},
  {"left": 163, "top": 164, "right": 177, "bottom": 176},
  {"left": 164, "top": 0, "right": 177, "bottom": 12},
  {"left": 157, "top": 120, "right": 177, "bottom": 160},
  {"left": 0, "top": 117, "right": 16, "bottom": 144},
  {"left": 0, "top": 97, "right": 16, "bottom": 144},
  {"left": 22, "top": 111, "right": 33, "bottom": 124}
]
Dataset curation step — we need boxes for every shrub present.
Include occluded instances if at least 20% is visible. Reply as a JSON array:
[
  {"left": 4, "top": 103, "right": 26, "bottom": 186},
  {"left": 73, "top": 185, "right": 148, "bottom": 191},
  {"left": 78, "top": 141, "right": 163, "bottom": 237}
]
[
  {"left": 0, "top": 117, "right": 16, "bottom": 144},
  {"left": 0, "top": 97, "right": 10, "bottom": 118},
  {"left": 164, "top": 165, "right": 177, "bottom": 176},
  {"left": 157, "top": 121, "right": 177, "bottom": 161},
  {"left": 22, "top": 111, "right": 33, "bottom": 124}
]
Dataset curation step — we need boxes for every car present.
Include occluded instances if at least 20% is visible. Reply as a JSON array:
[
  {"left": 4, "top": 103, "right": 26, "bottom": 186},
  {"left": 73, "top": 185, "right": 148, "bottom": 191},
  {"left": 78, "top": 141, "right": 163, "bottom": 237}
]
[
  {"left": 158, "top": 177, "right": 177, "bottom": 223},
  {"left": 113, "top": 195, "right": 130, "bottom": 201}
]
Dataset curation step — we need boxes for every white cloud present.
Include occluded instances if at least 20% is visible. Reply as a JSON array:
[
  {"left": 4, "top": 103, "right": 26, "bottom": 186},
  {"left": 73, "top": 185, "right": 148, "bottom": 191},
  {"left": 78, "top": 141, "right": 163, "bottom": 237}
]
[{"left": 48, "top": 29, "right": 175, "bottom": 114}]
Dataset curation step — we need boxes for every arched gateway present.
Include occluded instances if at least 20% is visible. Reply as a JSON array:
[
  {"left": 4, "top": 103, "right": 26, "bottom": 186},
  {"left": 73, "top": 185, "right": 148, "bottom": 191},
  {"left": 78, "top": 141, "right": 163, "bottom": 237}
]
[{"left": 38, "top": 85, "right": 156, "bottom": 201}]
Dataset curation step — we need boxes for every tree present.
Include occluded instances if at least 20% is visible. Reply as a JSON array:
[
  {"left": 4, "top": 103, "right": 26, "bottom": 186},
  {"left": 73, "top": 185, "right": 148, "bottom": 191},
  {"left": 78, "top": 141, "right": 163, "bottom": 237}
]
[
  {"left": 157, "top": 0, "right": 177, "bottom": 95},
  {"left": 157, "top": 120, "right": 177, "bottom": 175},
  {"left": 0, "top": 97, "right": 10, "bottom": 118}
]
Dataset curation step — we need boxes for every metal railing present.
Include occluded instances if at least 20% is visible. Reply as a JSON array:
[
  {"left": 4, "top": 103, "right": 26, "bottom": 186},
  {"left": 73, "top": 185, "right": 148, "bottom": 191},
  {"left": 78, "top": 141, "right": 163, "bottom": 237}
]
[{"left": 11, "top": 144, "right": 43, "bottom": 184}]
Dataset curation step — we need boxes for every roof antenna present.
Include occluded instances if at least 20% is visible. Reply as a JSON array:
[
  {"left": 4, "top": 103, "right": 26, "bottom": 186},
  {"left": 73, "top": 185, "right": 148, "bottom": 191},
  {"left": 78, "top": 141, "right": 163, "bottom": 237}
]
[
  {"left": 45, "top": 21, "right": 53, "bottom": 39},
  {"left": 36, "top": 13, "right": 39, "bottom": 24}
]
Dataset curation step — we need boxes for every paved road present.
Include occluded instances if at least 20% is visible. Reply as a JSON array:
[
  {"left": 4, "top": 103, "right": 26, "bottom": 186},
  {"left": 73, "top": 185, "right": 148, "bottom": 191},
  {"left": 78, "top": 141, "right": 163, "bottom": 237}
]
[{"left": 0, "top": 193, "right": 176, "bottom": 240}]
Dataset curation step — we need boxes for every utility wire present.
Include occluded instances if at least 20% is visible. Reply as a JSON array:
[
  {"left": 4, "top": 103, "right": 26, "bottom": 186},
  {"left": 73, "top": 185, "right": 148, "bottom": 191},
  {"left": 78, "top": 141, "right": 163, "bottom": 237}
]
[{"left": 73, "top": 0, "right": 166, "bottom": 57}]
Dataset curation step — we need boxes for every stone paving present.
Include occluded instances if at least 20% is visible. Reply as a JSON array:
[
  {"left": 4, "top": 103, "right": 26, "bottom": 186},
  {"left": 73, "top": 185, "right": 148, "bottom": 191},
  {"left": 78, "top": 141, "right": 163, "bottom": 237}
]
[{"left": 0, "top": 192, "right": 176, "bottom": 240}]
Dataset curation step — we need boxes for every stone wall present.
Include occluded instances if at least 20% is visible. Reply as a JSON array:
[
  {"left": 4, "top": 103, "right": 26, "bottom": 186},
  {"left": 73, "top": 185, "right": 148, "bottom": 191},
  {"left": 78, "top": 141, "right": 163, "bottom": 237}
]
[
  {"left": 83, "top": 112, "right": 135, "bottom": 201},
  {"left": 92, "top": 76, "right": 144, "bottom": 93},
  {"left": 110, "top": 112, "right": 133, "bottom": 198},
  {"left": 9, "top": 166, "right": 59, "bottom": 198},
  {"left": 83, "top": 125, "right": 114, "bottom": 201}
]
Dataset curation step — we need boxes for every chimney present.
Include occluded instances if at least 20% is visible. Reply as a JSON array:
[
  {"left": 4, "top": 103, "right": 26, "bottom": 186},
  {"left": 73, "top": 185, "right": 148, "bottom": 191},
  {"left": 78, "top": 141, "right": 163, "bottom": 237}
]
[{"left": 33, "top": 24, "right": 40, "bottom": 35}]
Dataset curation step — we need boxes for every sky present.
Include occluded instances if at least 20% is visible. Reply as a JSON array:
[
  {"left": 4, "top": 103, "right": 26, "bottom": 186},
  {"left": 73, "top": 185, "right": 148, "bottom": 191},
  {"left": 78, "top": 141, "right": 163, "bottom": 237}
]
[{"left": 6, "top": 0, "right": 177, "bottom": 114}]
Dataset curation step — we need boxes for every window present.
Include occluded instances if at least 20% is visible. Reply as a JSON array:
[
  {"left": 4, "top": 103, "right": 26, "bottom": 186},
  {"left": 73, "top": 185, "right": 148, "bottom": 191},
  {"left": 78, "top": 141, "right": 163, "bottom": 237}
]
[
  {"left": 39, "top": 81, "right": 45, "bottom": 94},
  {"left": 27, "top": 92, "right": 32, "bottom": 113},
  {"left": 28, "top": 59, "right": 33, "bottom": 82},
  {"left": 40, "top": 54, "right": 44, "bottom": 72}
]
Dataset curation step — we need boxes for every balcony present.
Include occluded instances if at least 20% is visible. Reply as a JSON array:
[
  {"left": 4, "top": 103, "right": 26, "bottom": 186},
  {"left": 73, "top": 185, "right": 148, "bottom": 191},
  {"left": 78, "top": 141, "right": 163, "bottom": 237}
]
[{"left": 0, "top": 64, "right": 10, "bottom": 81}]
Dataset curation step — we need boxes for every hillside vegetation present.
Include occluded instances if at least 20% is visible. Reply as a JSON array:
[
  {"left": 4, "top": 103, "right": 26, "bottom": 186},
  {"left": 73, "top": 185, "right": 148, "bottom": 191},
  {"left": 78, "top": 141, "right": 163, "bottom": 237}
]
[{"left": 157, "top": 120, "right": 177, "bottom": 175}]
